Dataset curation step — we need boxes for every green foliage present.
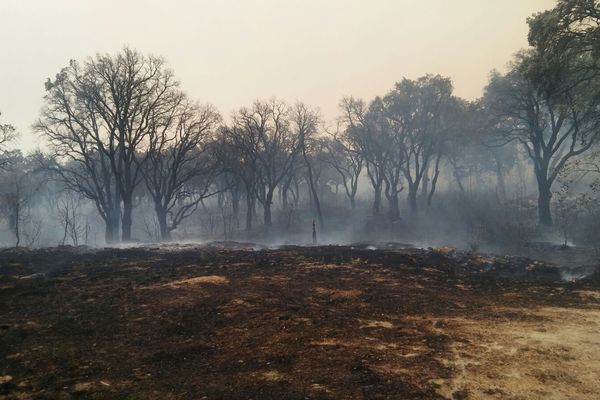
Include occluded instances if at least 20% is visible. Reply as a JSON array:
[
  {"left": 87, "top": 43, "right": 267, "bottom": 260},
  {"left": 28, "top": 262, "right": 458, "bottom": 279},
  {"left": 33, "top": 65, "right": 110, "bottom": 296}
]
[{"left": 528, "top": 0, "right": 600, "bottom": 58}]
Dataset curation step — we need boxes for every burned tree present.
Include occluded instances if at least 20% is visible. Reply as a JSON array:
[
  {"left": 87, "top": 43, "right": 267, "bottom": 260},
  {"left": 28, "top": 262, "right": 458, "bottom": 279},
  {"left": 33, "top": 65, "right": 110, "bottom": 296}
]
[
  {"left": 293, "top": 103, "right": 324, "bottom": 230},
  {"left": 81, "top": 48, "right": 181, "bottom": 241},
  {"left": 370, "top": 97, "right": 405, "bottom": 221},
  {"left": 226, "top": 99, "right": 305, "bottom": 229},
  {"left": 279, "top": 157, "right": 303, "bottom": 213},
  {"left": 464, "top": 101, "right": 520, "bottom": 203},
  {"left": 0, "top": 152, "right": 44, "bottom": 247},
  {"left": 55, "top": 192, "right": 85, "bottom": 246},
  {"left": 484, "top": 50, "right": 600, "bottom": 225},
  {"left": 35, "top": 64, "right": 122, "bottom": 243},
  {"left": 323, "top": 130, "right": 363, "bottom": 210},
  {"left": 216, "top": 124, "right": 260, "bottom": 232},
  {"left": 339, "top": 97, "right": 388, "bottom": 216},
  {"left": 382, "top": 75, "right": 454, "bottom": 216},
  {"left": 35, "top": 48, "right": 181, "bottom": 242},
  {"left": 141, "top": 100, "right": 221, "bottom": 240}
]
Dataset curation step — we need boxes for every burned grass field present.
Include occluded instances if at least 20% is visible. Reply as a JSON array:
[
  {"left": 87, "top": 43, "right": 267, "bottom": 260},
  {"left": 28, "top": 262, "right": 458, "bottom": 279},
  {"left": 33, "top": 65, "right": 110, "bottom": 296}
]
[{"left": 1, "top": 244, "right": 600, "bottom": 399}]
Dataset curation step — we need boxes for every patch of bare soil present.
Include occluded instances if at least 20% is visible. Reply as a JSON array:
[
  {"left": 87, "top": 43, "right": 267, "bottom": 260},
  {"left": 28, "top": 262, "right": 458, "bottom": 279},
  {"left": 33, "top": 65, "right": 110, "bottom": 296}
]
[{"left": 1, "top": 244, "right": 599, "bottom": 399}]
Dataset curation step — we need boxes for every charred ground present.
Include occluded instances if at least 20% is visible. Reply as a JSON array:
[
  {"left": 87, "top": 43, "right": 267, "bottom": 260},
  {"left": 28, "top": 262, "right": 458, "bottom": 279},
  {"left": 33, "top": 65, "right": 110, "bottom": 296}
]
[{"left": 1, "top": 244, "right": 600, "bottom": 399}]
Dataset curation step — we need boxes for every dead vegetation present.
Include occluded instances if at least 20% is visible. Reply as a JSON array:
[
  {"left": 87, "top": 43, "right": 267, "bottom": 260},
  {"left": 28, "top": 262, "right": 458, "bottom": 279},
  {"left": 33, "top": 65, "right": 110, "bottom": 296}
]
[{"left": 1, "top": 244, "right": 600, "bottom": 399}]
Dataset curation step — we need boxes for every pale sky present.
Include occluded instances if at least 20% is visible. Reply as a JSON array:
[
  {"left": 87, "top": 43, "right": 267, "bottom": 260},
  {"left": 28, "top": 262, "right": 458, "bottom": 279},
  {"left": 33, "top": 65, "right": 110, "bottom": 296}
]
[{"left": 1, "top": 0, "right": 555, "bottom": 151}]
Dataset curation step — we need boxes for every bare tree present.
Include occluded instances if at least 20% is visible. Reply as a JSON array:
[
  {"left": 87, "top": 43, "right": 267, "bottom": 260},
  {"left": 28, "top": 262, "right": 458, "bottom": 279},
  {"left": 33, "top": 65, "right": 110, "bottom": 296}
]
[
  {"left": 279, "top": 157, "right": 303, "bottom": 213},
  {"left": 35, "top": 64, "right": 122, "bottom": 243},
  {"left": 226, "top": 99, "right": 305, "bottom": 229},
  {"left": 371, "top": 97, "right": 405, "bottom": 221},
  {"left": 56, "top": 192, "right": 84, "bottom": 246},
  {"left": 339, "top": 97, "right": 388, "bottom": 215},
  {"left": 293, "top": 103, "right": 324, "bottom": 230},
  {"left": 215, "top": 171, "right": 242, "bottom": 231},
  {"left": 82, "top": 48, "right": 181, "bottom": 241},
  {"left": 35, "top": 48, "right": 181, "bottom": 242},
  {"left": 141, "top": 100, "right": 221, "bottom": 240},
  {"left": 142, "top": 215, "right": 162, "bottom": 242},
  {"left": 215, "top": 128, "right": 259, "bottom": 231},
  {"left": 0, "top": 152, "right": 44, "bottom": 247},
  {"left": 323, "top": 128, "right": 363, "bottom": 210}
]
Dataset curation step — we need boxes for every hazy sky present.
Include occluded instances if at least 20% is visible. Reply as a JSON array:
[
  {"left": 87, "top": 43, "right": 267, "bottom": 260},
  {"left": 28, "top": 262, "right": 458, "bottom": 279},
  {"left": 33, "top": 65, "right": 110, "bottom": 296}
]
[{"left": 1, "top": 0, "right": 555, "bottom": 150}]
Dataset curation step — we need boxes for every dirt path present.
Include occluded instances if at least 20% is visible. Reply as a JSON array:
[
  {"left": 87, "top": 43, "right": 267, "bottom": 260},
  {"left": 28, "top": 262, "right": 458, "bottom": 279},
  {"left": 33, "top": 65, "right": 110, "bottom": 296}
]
[{"left": 1, "top": 245, "right": 599, "bottom": 399}]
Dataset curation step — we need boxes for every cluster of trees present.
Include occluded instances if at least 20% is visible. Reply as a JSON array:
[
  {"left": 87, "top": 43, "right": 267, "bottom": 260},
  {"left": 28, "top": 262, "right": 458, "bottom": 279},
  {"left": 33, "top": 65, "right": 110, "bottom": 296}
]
[
  {"left": 338, "top": 75, "right": 468, "bottom": 220},
  {"left": 486, "top": 0, "right": 600, "bottom": 225},
  {"left": 2, "top": 0, "right": 600, "bottom": 246},
  {"left": 32, "top": 50, "right": 221, "bottom": 242}
]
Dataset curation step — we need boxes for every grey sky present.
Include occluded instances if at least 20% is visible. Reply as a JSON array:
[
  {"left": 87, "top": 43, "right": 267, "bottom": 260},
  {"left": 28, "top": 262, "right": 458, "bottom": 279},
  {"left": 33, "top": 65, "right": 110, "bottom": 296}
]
[{"left": 1, "top": 0, "right": 555, "bottom": 151}]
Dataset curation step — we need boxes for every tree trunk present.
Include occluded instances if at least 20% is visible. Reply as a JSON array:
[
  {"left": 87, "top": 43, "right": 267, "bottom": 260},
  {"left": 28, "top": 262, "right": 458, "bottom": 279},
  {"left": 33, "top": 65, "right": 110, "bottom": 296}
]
[
  {"left": 427, "top": 153, "right": 442, "bottom": 208},
  {"left": 61, "top": 216, "right": 68, "bottom": 246},
  {"left": 245, "top": 194, "right": 254, "bottom": 231},
  {"left": 304, "top": 159, "right": 324, "bottom": 231},
  {"left": 231, "top": 190, "right": 240, "bottom": 229},
  {"left": 104, "top": 207, "right": 119, "bottom": 244},
  {"left": 121, "top": 195, "right": 133, "bottom": 241},
  {"left": 421, "top": 163, "right": 429, "bottom": 199},
  {"left": 373, "top": 184, "right": 382, "bottom": 215},
  {"left": 427, "top": 163, "right": 441, "bottom": 208},
  {"left": 537, "top": 180, "right": 553, "bottom": 226},
  {"left": 408, "top": 184, "right": 418, "bottom": 215},
  {"left": 388, "top": 194, "right": 400, "bottom": 221},
  {"left": 292, "top": 179, "right": 300, "bottom": 208},
  {"left": 384, "top": 177, "right": 400, "bottom": 221},
  {"left": 263, "top": 189, "right": 274, "bottom": 228},
  {"left": 110, "top": 191, "right": 121, "bottom": 243},
  {"left": 282, "top": 183, "right": 289, "bottom": 211},
  {"left": 14, "top": 198, "right": 20, "bottom": 248},
  {"left": 160, "top": 217, "right": 171, "bottom": 241},
  {"left": 302, "top": 139, "right": 324, "bottom": 230},
  {"left": 495, "top": 162, "right": 506, "bottom": 202},
  {"left": 367, "top": 165, "right": 383, "bottom": 216},
  {"left": 453, "top": 163, "right": 465, "bottom": 193},
  {"left": 349, "top": 195, "right": 356, "bottom": 210},
  {"left": 156, "top": 209, "right": 171, "bottom": 241},
  {"left": 104, "top": 221, "right": 114, "bottom": 244}
]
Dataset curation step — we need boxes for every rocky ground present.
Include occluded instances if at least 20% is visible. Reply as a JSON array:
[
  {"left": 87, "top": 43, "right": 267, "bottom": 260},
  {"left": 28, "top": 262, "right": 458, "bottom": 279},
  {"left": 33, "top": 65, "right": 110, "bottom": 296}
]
[{"left": 1, "top": 243, "right": 600, "bottom": 399}]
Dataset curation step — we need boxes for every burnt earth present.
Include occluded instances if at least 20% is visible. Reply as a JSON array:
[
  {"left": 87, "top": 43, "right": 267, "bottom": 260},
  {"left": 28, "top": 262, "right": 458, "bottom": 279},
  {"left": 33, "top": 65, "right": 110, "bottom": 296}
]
[{"left": 1, "top": 244, "right": 600, "bottom": 399}]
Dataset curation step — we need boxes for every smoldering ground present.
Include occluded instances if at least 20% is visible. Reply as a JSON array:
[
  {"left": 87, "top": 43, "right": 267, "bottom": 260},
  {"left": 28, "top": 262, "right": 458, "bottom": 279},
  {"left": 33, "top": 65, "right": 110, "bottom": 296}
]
[{"left": 2, "top": 244, "right": 600, "bottom": 399}]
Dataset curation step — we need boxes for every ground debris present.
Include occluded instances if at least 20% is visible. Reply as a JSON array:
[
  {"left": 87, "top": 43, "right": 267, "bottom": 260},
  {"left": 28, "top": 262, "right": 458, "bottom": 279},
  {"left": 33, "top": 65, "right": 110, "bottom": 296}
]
[{"left": 1, "top": 244, "right": 599, "bottom": 399}]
